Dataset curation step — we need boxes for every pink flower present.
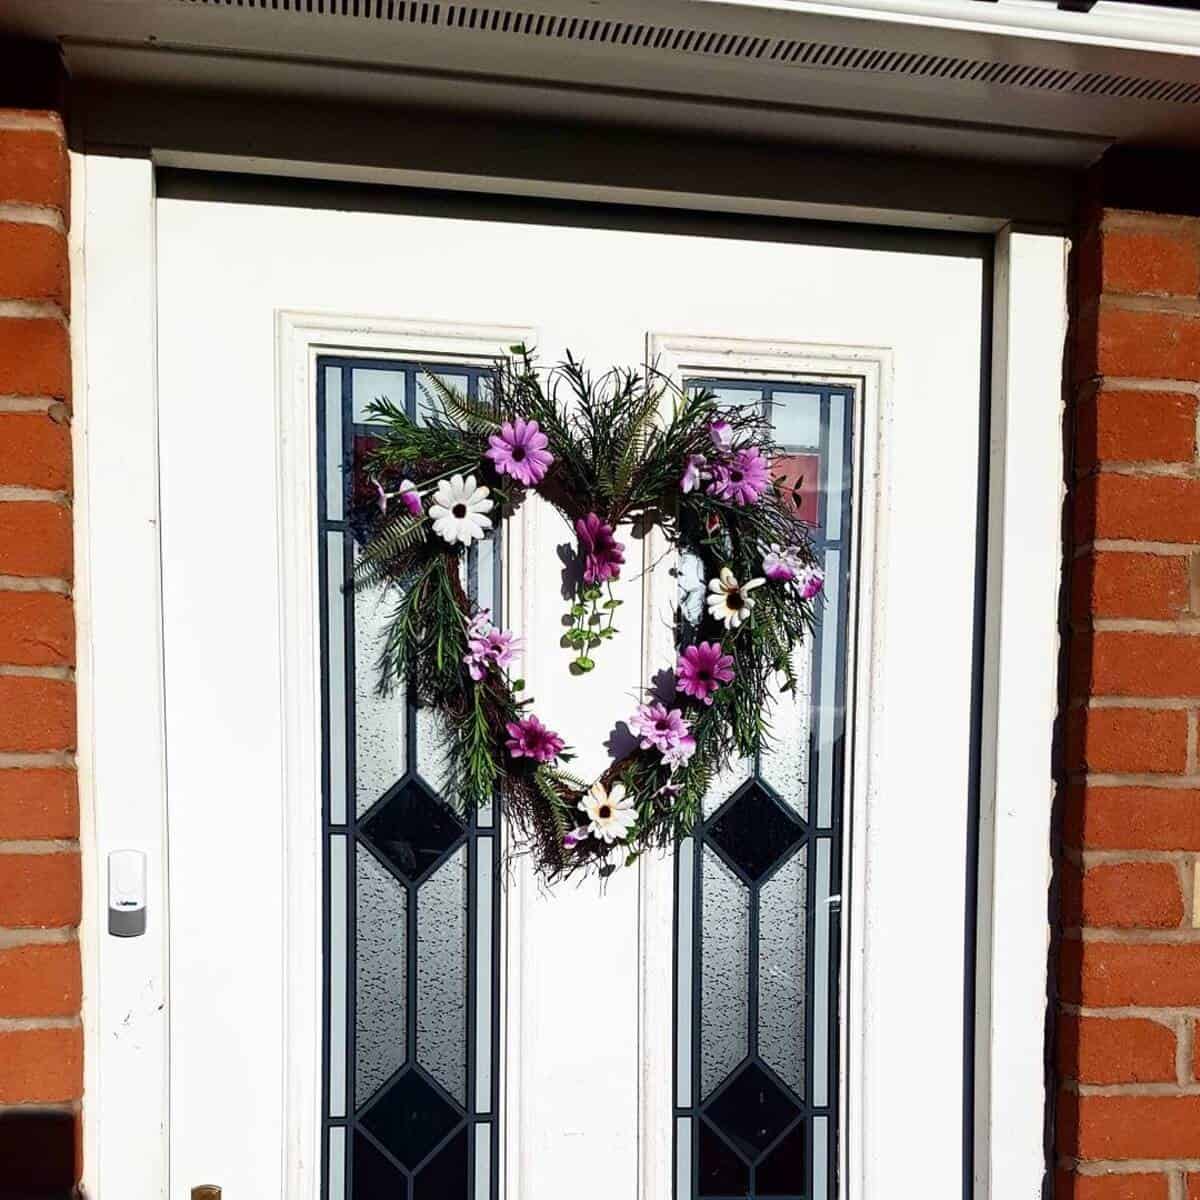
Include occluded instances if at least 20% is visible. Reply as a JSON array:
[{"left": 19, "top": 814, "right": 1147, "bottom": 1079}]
[
  {"left": 629, "top": 702, "right": 693, "bottom": 754},
  {"left": 462, "top": 610, "right": 519, "bottom": 681},
  {"left": 575, "top": 513, "right": 625, "bottom": 584},
  {"left": 797, "top": 562, "right": 825, "bottom": 600},
  {"left": 708, "top": 419, "right": 733, "bottom": 451},
  {"left": 662, "top": 732, "right": 697, "bottom": 769},
  {"left": 397, "top": 480, "right": 422, "bottom": 517},
  {"left": 374, "top": 478, "right": 423, "bottom": 517},
  {"left": 505, "top": 715, "right": 565, "bottom": 763},
  {"left": 485, "top": 418, "right": 554, "bottom": 487},
  {"left": 676, "top": 641, "right": 735, "bottom": 706},
  {"left": 563, "top": 827, "right": 589, "bottom": 850},
  {"left": 680, "top": 453, "right": 706, "bottom": 494},
  {"left": 763, "top": 543, "right": 800, "bottom": 583},
  {"left": 708, "top": 447, "right": 770, "bottom": 506}
]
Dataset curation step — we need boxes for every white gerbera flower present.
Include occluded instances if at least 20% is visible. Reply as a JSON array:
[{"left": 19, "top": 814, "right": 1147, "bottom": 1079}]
[
  {"left": 578, "top": 781, "right": 637, "bottom": 844},
  {"left": 706, "top": 566, "right": 764, "bottom": 629},
  {"left": 428, "top": 474, "right": 494, "bottom": 546}
]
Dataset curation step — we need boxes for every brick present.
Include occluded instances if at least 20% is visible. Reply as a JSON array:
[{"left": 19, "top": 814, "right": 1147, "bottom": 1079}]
[
  {"left": 1055, "top": 1171, "right": 1169, "bottom": 1200},
  {"left": 1074, "top": 473, "right": 1200, "bottom": 545},
  {"left": 1058, "top": 1014, "right": 1175, "bottom": 1084},
  {"left": 0, "top": 676, "right": 74, "bottom": 752},
  {"left": 1066, "top": 706, "right": 1188, "bottom": 775},
  {"left": 1072, "top": 552, "right": 1190, "bottom": 621},
  {"left": 1075, "top": 631, "right": 1200, "bottom": 698},
  {"left": 0, "top": 1026, "right": 81, "bottom": 1103},
  {"left": 1065, "top": 786, "right": 1200, "bottom": 850},
  {"left": 0, "top": 317, "right": 69, "bottom": 399},
  {"left": 1190, "top": 1175, "right": 1200, "bottom": 1200},
  {"left": 1077, "top": 388, "right": 1198, "bottom": 467},
  {"left": 0, "top": 127, "right": 67, "bottom": 212},
  {"left": 0, "top": 590, "right": 73, "bottom": 665},
  {"left": 0, "top": 942, "right": 79, "bottom": 1017},
  {"left": 0, "top": 852, "right": 79, "bottom": 927},
  {"left": 0, "top": 222, "right": 68, "bottom": 306},
  {"left": 1102, "top": 228, "right": 1200, "bottom": 298},
  {"left": 1060, "top": 939, "right": 1200, "bottom": 1007},
  {"left": 1079, "top": 861, "right": 1184, "bottom": 928},
  {"left": 0, "top": 411, "right": 71, "bottom": 490},
  {"left": 0, "top": 501, "right": 71, "bottom": 577},
  {"left": 0, "top": 767, "right": 76, "bottom": 839},
  {"left": 1097, "top": 306, "right": 1200, "bottom": 381},
  {"left": 1073, "top": 1093, "right": 1200, "bottom": 1160}
]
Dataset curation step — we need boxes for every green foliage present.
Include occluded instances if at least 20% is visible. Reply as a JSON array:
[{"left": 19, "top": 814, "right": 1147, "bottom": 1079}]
[{"left": 350, "top": 346, "right": 821, "bottom": 881}]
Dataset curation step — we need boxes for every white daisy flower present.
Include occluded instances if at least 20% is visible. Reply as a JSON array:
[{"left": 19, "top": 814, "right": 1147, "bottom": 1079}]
[
  {"left": 578, "top": 781, "right": 637, "bottom": 844},
  {"left": 706, "top": 566, "right": 764, "bottom": 629},
  {"left": 428, "top": 474, "right": 494, "bottom": 546}
]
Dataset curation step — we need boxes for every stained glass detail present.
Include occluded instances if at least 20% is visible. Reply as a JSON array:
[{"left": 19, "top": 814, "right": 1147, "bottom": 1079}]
[
  {"left": 361, "top": 778, "right": 464, "bottom": 883},
  {"left": 700, "top": 847, "right": 749, "bottom": 1098},
  {"left": 355, "top": 845, "right": 408, "bottom": 1106},
  {"left": 707, "top": 1063, "right": 799, "bottom": 1158},
  {"left": 362, "top": 1071, "right": 461, "bottom": 1170},
  {"left": 758, "top": 846, "right": 807, "bottom": 1097},
  {"left": 677, "top": 378, "right": 852, "bottom": 1200},
  {"left": 709, "top": 782, "right": 804, "bottom": 883},
  {"left": 417, "top": 846, "right": 468, "bottom": 1104},
  {"left": 319, "top": 356, "right": 499, "bottom": 1200}
]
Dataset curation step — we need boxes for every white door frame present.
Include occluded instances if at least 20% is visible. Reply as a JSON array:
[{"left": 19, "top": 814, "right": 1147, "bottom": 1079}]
[{"left": 71, "top": 151, "right": 1066, "bottom": 1200}]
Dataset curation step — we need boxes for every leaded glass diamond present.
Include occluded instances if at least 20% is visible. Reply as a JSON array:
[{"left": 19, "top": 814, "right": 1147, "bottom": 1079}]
[
  {"left": 705, "top": 1062, "right": 799, "bottom": 1159},
  {"left": 361, "top": 777, "right": 464, "bottom": 882},
  {"left": 708, "top": 781, "right": 804, "bottom": 882},
  {"left": 362, "top": 1070, "right": 462, "bottom": 1170}
]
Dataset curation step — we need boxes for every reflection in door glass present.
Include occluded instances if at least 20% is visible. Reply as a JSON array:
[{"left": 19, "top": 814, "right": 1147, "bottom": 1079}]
[
  {"left": 318, "top": 357, "right": 501, "bottom": 1200},
  {"left": 676, "top": 379, "right": 853, "bottom": 1200}
]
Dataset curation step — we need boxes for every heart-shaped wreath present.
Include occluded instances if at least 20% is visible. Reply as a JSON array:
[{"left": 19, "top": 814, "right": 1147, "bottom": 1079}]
[{"left": 351, "top": 347, "right": 824, "bottom": 878}]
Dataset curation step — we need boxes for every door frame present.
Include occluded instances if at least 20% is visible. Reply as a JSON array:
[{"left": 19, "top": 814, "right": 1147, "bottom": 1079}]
[{"left": 71, "top": 152, "right": 1067, "bottom": 1200}]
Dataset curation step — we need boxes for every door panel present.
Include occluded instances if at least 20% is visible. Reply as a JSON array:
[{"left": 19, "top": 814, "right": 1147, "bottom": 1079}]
[{"left": 156, "top": 195, "right": 986, "bottom": 1199}]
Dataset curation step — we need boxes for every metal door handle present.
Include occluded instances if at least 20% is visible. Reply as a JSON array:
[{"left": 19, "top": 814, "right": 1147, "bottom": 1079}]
[{"left": 192, "top": 1188, "right": 221, "bottom": 1199}]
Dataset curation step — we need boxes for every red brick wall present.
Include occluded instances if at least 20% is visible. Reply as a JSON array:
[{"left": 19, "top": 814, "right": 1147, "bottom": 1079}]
[
  {"left": 0, "top": 89, "right": 82, "bottom": 1197},
  {"left": 1059, "top": 174, "right": 1200, "bottom": 1197}
]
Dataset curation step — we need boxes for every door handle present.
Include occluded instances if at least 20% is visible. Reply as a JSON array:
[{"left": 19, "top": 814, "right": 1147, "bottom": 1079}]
[{"left": 192, "top": 1188, "right": 221, "bottom": 1199}]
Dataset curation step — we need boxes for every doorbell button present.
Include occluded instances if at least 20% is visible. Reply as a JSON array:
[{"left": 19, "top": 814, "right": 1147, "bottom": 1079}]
[{"left": 108, "top": 849, "right": 147, "bottom": 937}]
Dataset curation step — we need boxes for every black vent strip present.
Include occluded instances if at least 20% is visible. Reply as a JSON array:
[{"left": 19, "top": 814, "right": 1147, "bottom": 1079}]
[{"left": 178, "top": 0, "right": 1200, "bottom": 106}]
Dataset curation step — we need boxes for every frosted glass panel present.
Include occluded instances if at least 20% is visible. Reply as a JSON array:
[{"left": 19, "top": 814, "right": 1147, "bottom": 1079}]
[
  {"left": 415, "top": 704, "right": 454, "bottom": 801},
  {"left": 759, "top": 844, "right": 807, "bottom": 1097},
  {"left": 474, "top": 1123, "right": 492, "bottom": 1200},
  {"left": 352, "top": 368, "right": 405, "bottom": 424},
  {"left": 701, "top": 846, "right": 749, "bottom": 1097},
  {"left": 328, "top": 1126, "right": 346, "bottom": 1200},
  {"left": 353, "top": 581, "right": 407, "bottom": 816},
  {"left": 816, "top": 550, "right": 842, "bottom": 829},
  {"left": 329, "top": 834, "right": 348, "bottom": 1117},
  {"left": 813, "top": 838, "right": 832, "bottom": 1109},
  {"left": 326, "top": 533, "right": 348, "bottom": 826},
  {"left": 759, "top": 635, "right": 814, "bottom": 820},
  {"left": 355, "top": 844, "right": 407, "bottom": 1106},
  {"left": 676, "top": 836, "right": 695, "bottom": 1107},
  {"left": 825, "top": 392, "right": 846, "bottom": 540},
  {"left": 417, "top": 844, "right": 467, "bottom": 1104},
  {"left": 475, "top": 844, "right": 494, "bottom": 1115},
  {"left": 702, "top": 754, "right": 754, "bottom": 820},
  {"left": 325, "top": 366, "right": 345, "bottom": 521}
]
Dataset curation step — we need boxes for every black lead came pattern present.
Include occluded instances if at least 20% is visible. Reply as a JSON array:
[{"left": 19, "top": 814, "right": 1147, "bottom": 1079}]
[{"left": 317, "top": 358, "right": 850, "bottom": 1199}]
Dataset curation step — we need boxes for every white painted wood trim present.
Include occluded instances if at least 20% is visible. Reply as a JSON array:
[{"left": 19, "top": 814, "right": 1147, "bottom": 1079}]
[
  {"left": 72, "top": 152, "right": 170, "bottom": 1200},
  {"left": 641, "top": 333, "right": 889, "bottom": 1200},
  {"left": 274, "top": 312, "right": 535, "bottom": 1200},
  {"left": 973, "top": 228, "right": 1069, "bottom": 1200}
]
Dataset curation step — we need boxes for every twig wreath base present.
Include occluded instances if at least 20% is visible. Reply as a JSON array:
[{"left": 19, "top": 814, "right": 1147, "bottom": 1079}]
[{"left": 352, "top": 347, "right": 823, "bottom": 879}]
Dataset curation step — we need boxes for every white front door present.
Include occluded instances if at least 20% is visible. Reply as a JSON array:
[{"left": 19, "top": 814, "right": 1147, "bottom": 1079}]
[{"left": 154, "top": 193, "right": 988, "bottom": 1200}]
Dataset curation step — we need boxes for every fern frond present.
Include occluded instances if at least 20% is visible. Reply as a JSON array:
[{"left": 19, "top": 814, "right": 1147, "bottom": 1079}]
[{"left": 419, "top": 370, "right": 501, "bottom": 435}]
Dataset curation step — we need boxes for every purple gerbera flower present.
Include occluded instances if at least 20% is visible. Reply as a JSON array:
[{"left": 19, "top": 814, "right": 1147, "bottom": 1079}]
[
  {"left": 662, "top": 732, "right": 697, "bottom": 769},
  {"left": 708, "top": 446, "right": 770, "bottom": 507},
  {"left": 505, "top": 715, "right": 565, "bottom": 763},
  {"left": 676, "top": 641, "right": 736, "bottom": 706},
  {"left": 463, "top": 609, "right": 519, "bottom": 681},
  {"left": 680, "top": 453, "right": 706, "bottom": 494},
  {"left": 485, "top": 418, "right": 554, "bottom": 487},
  {"left": 629, "top": 702, "right": 692, "bottom": 755},
  {"left": 575, "top": 513, "right": 626, "bottom": 584}
]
